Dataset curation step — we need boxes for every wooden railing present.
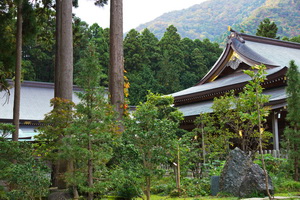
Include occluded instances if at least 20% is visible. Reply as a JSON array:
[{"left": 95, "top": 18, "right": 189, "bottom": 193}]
[{"left": 256, "top": 149, "right": 288, "bottom": 159}]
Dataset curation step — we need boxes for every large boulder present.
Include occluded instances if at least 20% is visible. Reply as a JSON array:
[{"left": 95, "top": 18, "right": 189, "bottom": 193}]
[
  {"left": 239, "top": 164, "right": 274, "bottom": 197},
  {"left": 219, "top": 147, "right": 252, "bottom": 196},
  {"left": 219, "top": 147, "right": 274, "bottom": 197}
]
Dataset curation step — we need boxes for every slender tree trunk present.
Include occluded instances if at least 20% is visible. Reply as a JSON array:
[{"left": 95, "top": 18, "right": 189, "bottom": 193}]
[
  {"left": 109, "top": 0, "right": 124, "bottom": 128},
  {"left": 256, "top": 89, "right": 273, "bottom": 200},
  {"left": 55, "top": 0, "right": 61, "bottom": 98},
  {"left": 88, "top": 135, "right": 93, "bottom": 200},
  {"left": 176, "top": 143, "right": 181, "bottom": 194},
  {"left": 13, "top": 0, "right": 23, "bottom": 142},
  {"left": 145, "top": 176, "right": 151, "bottom": 200}
]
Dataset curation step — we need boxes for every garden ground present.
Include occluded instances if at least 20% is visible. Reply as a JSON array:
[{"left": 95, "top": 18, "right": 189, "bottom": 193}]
[{"left": 135, "top": 193, "right": 300, "bottom": 200}]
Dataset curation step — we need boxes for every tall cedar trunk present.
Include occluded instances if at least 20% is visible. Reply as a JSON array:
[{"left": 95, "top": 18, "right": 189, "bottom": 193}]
[
  {"left": 13, "top": 0, "right": 23, "bottom": 141},
  {"left": 53, "top": 0, "right": 73, "bottom": 190},
  {"left": 109, "top": 0, "right": 124, "bottom": 125},
  {"left": 52, "top": 0, "right": 62, "bottom": 188},
  {"left": 55, "top": 0, "right": 61, "bottom": 98},
  {"left": 60, "top": 0, "right": 73, "bottom": 101}
]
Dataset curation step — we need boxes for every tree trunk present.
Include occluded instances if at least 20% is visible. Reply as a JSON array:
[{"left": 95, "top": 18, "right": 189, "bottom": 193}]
[
  {"left": 59, "top": 0, "right": 73, "bottom": 101},
  {"left": 145, "top": 176, "right": 151, "bottom": 200},
  {"left": 109, "top": 0, "right": 124, "bottom": 127},
  {"left": 13, "top": 0, "right": 23, "bottom": 142},
  {"left": 53, "top": 0, "right": 73, "bottom": 189},
  {"left": 88, "top": 136, "right": 93, "bottom": 200},
  {"left": 256, "top": 89, "right": 273, "bottom": 200},
  {"left": 55, "top": 0, "right": 61, "bottom": 98},
  {"left": 176, "top": 143, "right": 181, "bottom": 194}
]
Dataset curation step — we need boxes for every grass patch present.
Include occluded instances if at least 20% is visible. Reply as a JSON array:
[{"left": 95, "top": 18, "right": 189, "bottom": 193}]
[{"left": 136, "top": 193, "right": 300, "bottom": 200}]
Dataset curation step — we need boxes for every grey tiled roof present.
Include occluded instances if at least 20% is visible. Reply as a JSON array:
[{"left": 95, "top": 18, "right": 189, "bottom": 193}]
[
  {"left": 170, "top": 67, "right": 284, "bottom": 98},
  {"left": 0, "top": 81, "right": 81, "bottom": 121},
  {"left": 177, "top": 86, "right": 286, "bottom": 117},
  {"left": 245, "top": 40, "right": 300, "bottom": 68}
]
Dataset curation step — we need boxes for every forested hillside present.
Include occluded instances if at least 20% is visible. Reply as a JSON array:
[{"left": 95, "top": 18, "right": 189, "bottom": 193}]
[{"left": 136, "top": 0, "right": 300, "bottom": 41}]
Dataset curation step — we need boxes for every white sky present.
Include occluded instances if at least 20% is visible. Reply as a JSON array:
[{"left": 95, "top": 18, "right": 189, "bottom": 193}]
[{"left": 74, "top": 0, "right": 208, "bottom": 32}]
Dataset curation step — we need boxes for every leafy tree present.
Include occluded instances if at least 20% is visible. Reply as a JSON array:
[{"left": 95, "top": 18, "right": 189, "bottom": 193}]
[
  {"left": 124, "top": 29, "right": 144, "bottom": 72},
  {"left": 284, "top": 60, "right": 300, "bottom": 181},
  {"left": 187, "top": 65, "right": 272, "bottom": 181},
  {"left": 128, "top": 66, "right": 160, "bottom": 105},
  {"left": 123, "top": 93, "right": 183, "bottom": 200},
  {"left": 256, "top": 18, "right": 279, "bottom": 39},
  {"left": 158, "top": 25, "right": 186, "bottom": 93},
  {"left": 0, "top": 138, "right": 50, "bottom": 200},
  {"left": 242, "top": 65, "right": 273, "bottom": 199},
  {"left": 282, "top": 35, "right": 300, "bottom": 43},
  {"left": 35, "top": 97, "right": 76, "bottom": 188},
  {"left": 61, "top": 42, "right": 118, "bottom": 200},
  {"left": 139, "top": 28, "right": 161, "bottom": 72},
  {"left": 87, "top": 24, "right": 110, "bottom": 86}
]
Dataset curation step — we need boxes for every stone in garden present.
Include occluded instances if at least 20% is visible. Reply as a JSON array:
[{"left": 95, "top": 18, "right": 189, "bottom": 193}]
[
  {"left": 48, "top": 190, "right": 72, "bottom": 200},
  {"left": 219, "top": 147, "right": 274, "bottom": 197},
  {"left": 219, "top": 147, "right": 252, "bottom": 196},
  {"left": 239, "top": 163, "right": 274, "bottom": 197}
]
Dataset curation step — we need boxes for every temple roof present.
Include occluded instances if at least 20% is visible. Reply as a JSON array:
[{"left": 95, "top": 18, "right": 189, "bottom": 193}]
[
  {"left": 0, "top": 81, "right": 82, "bottom": 121},
  {"left": 199, "top": 32, "right": 300, "bottom": 85},
  {"left": 170, "top": 33, "right": 298, "bottom": 117},
  {"left": 177, "top": 86, "right": 286, "bottom": 117},
  {"left": 171, "top": 67, "right": 285, "bottom": 99}
]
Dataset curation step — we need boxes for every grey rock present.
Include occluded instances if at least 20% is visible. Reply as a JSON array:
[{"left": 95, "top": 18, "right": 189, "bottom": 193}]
[
  {"left": 48, "top": 190, "right": 72, "bottom": 200},
  {"left": 239, "top": 164, "right": 274, "bottom": 197},
  {"left": 219, "top": 147, "right": 274, "bottom": 197},
  {"left": 219, "top": 147, "right": 252, "bottom": 196}
]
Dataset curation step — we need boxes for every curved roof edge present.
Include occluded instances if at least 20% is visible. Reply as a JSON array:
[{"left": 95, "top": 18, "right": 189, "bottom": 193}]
[{"left": 197, "top": 31, "right": 300, "bottom": 85}]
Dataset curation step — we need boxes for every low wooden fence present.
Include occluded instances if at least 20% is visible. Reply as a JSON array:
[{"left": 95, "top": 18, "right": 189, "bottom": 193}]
[{"left": 255, "top": 149, "right": 288, "bottom": 159}]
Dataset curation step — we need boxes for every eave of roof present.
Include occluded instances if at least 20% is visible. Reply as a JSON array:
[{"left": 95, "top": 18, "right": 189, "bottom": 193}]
[
  {"left": 171, "top": 67, "right": 287, "bottom": 104},
  {"left": 176, "top": 86, "right": 287, "bottom": 117},
  {"left": 197, "top": 32, "right": 300, "bottom": 85}
]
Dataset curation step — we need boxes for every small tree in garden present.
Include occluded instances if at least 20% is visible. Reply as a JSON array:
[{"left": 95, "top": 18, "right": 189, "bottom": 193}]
[
  {"left": 123, "top": 92, "right": 183, "bottom": 200},
  {"left": 186, "top": 65, "right": 272, "bottom": 185},
  {"left": 35, "top": 97, "right": 75, "bottom": 188},
  {"left": 284, "top": 60, "right": 300, "bottom": 181},
  {"left": 242, "top": 65, "right": 273, "bottom": 199},
  {"left": 60, "top": 42, "right": 118, "bottom": 200}
]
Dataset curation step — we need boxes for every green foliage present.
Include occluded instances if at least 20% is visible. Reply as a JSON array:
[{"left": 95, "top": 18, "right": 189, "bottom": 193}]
[
  {"left": 256, "top": 154, "right": 300, "bottom": 193},
  {"left": 120, "top": 92, "right": 183, "bottom": 198},
  {"left": 284, "top": 60, "right": 300, "bottom": 181},
  {"left": 188, "top": 65, "right": 271, "bottom": 179},
  {"left": 35, "top": 97, "right": 76, "bottom": 161},
  {"left": 0, "top": 138, "right": 51, "bottom": 200},
  {"left": 256, "top": 18, "right": 279, "bottom": 39},
  {"left": 0, "top": 124, "right": 15, "bottom": 138}
]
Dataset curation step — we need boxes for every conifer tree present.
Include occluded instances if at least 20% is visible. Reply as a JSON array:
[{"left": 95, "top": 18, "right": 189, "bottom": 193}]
[
  {"left": 284, "top": 60, "right": 300, "bottom": 181},
  {"left": 256, "top": 18, "right": 279, "bottom": 39}
]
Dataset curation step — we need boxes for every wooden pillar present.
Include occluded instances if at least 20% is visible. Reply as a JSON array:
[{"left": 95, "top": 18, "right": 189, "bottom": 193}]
[{"left": 272, "top": 112, "right": 280, "bottom": 151}]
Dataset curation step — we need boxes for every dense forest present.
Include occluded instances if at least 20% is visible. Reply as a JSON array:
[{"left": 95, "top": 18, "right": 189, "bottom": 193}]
[
  {"left": 136, "top": 0, "right": 300, "bottom": 42},
  {"left": 0, "top": 0, "right": 222, "bottom": 105}
]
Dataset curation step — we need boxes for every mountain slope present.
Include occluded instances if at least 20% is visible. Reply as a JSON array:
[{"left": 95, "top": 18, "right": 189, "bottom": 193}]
[{"left": 136, "top": 0, "right": 300, "bottom": 42}]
